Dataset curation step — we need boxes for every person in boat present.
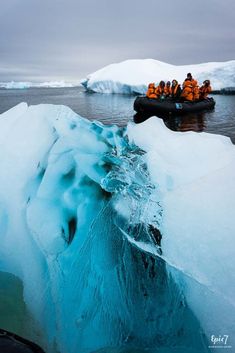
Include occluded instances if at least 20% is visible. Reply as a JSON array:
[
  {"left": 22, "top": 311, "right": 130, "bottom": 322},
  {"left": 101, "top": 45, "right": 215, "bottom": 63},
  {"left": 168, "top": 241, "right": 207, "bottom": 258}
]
[
  {"left": 181, "top": 79, "right": 193, "bottom": 101},
  {"left": 146, "top": 83, "right": 157, "bottom": 99},
  {"left": 199, "top": 80, "right": 212, "bottom": 99},
  {"left": 184, "top": 72, "right": 197, "bottom": 86},
  {"left": 182, "top": 73, "right": 200, "bottom": 102},
  {"left": 164, "top": 81, "right": 172, "bottom": 97},
  {"left": 192, "top": 80, "right": 200, "bottom": 101},
  {"left": 171, "top": 79, "right": 182, "bottom": 100},
  {"left": 155, "top": 81, "right": 165, "bottom": 99}
]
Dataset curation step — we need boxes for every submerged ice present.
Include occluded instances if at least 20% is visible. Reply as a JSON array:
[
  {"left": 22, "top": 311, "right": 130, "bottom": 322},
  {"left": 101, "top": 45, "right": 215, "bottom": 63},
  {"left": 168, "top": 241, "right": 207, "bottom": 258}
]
[{"left": 0, "top": 103, "right": 234, "bottom": 353}]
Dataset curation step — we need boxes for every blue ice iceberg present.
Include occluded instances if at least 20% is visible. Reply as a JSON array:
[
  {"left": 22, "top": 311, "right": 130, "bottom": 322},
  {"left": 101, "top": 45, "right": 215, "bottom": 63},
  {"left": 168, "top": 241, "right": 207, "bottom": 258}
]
[{"left": 0, "top": 103, "right": 234, "bottom": 353}]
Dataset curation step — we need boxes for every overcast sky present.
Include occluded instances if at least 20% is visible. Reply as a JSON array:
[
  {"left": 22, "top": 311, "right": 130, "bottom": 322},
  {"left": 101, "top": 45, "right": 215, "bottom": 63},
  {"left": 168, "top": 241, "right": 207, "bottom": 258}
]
[{"left": 1, "top": 0, "right": 235, "bottom": 82}]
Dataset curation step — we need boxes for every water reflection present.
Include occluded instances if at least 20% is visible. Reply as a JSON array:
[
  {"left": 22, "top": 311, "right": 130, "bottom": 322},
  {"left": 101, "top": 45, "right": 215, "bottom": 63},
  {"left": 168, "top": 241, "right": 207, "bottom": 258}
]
[
  {"left": 134, "top": 95, "right": 235, "bottom": 142},
  {"left": 134, "top": 112, "right": 207, "bottom": 134},
  {"left": 0, "top": 271, "right": 45, "bottom": 348},
  {"left": 163, "top": 113, "right": 206, "bottom": 133}
]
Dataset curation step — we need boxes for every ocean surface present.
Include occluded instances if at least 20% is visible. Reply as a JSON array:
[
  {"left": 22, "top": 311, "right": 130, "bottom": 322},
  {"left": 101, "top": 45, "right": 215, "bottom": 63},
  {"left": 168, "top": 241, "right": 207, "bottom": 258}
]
[{"left": 0, "top": 86, "right": 235, "bottom": 143}]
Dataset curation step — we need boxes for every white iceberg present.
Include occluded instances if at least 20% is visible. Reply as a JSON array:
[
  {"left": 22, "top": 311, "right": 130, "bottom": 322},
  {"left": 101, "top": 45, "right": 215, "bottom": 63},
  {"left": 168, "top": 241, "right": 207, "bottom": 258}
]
[
  {"left": 0, "top": 80, "right": 80, "bottom": 89},
  {"left": 128, "top": 117, "right": 235, "bottom": 348},
  {"left": 0, "top": 81, "right": 32, "bottom": 89},
  {"left": 37, "top": 80, "right": 80, "bottom": 88},
  {"left": 0, "top": 103, "right": 235, "bottom": 352},
  {"left": 82, "top": 58, "right": 235, "bottom": 94}
]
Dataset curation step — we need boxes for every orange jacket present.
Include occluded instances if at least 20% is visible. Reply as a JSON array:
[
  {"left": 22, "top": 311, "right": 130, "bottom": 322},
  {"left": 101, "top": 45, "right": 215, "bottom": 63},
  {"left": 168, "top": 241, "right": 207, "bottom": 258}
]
[
  {"left": 181, "top": 80, "right": 193, "bottom": 101},
  {"left": 191, "top": 79, "right": 198, "bottom": 87},
  {"left": 192, "top": 80, "right": 200, "bottom": 100},
  {"left": 155, "top": 85, "right": 165, "bottom": 98},
  {"left": 200, "top": 85, "right": 212, "bottom": 99},
  {"left": 164, "top": 85, "right": 172, "bottom": 96},
  {"left": 146, "top": 83, "right": 157, "bottom": 98}
]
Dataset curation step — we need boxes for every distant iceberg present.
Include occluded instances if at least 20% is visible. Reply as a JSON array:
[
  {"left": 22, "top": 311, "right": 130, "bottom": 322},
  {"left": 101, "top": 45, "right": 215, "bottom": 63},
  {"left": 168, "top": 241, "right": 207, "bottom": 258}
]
[
  {"left": 81, "top": 59, "right": 235, "bottom": 94},
  {"left": 0, "top": 103, "right": 235, "bottom": 352},
  {"left": 0, "top": 81, "right": 32, "bottom": 89},
  {"left": 0, "top": 80, "right": 80, "bottom": 89}
]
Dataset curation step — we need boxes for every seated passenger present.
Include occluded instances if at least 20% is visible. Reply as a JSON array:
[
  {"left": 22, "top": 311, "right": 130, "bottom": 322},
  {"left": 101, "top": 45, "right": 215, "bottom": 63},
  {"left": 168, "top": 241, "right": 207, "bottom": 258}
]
[
  {"left": 199, "top": 80, "right": 212, "bottom": 100},
  {"left": 146, "top": 83, "right": 157, "bottom": 99},
  {"left": 192, "top": 80, "right": 200, "bottom": 101},
  {"left": 155, "top": 81, "right": 165, "bottom": 99},
  {"left": 181, "top": 79, "right": 193, "bottom": 101},
  {"left": 182, "top": 73, "right": 200, "bottom": 101},
  {"left": 184, "top": 72, "right": 197, "bottom": 87},
  {"left": 164, "top": 81, "right": 172, "bottom": 97},
  {"left": 171, "top": 79, "right": 182, "bottom": 100}
]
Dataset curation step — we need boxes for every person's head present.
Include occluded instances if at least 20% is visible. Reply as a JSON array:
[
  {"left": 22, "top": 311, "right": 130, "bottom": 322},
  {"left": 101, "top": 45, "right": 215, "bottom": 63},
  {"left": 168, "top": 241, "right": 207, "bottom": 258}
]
[
  {"left": 159, "top": 80, "right": 165, "bottom": 87},
  {"left": 203, "top": 80, "right": 210, "bottom": 86},
  {"left": 172, "top": 79, "right": 178, "bottom": 86},
  {"left": 148, "top": 82, "right": 155, "bottom": 88},
  {"left": 166, "top": 81, "right": 171, "bottom": 86},
  {"left": 187, "top": 73, "right": 192, "bottom": 80}
]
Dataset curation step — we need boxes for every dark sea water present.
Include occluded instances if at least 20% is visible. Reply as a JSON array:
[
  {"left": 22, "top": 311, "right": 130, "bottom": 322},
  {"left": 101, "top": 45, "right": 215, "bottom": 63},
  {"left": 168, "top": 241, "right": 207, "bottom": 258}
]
[{"left": 0, "top": 86, "right": 235, "bottom": 142}]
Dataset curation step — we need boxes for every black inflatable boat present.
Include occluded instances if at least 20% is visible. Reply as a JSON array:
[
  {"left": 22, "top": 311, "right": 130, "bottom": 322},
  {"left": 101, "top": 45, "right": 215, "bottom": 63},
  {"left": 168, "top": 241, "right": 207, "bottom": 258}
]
[{"left": 134, "top": 96, "right": 215, "bottom": 117}]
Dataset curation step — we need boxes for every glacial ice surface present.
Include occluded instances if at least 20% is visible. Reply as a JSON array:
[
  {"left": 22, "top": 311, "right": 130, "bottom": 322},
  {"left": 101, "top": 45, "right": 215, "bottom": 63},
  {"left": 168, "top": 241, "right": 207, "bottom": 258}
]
[
  {"left": 81, "top": 58, "right": 235, "bottom": 94},
  {"left": 0, "top": 81, "right": 79, "bottom": 89},
  {"left": 128, "top": 117, "right": 235, "bottom": 347},
  {"left": 0, "top": 103, "right": 234, "bottom": 352}
]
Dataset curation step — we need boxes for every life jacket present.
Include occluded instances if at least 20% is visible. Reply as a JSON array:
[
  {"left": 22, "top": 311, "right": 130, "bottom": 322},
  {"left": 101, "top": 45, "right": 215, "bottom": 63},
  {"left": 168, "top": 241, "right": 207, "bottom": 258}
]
[
  {"left": 192, "top": 80, "right": 200, "bottom": 100},
  {"left": 181, "top": 80, "right": 193, "bottom": 101},
  {"left": 155, "top": 85, "right": 165, "bottom": 98},
  {"left": 199, "top": 85, "right": 212, "bottom": 99},
  {"left": 191, "top": 78, "right": 198, "bottom": 87},
  {"left": 146, "top": 83, "right": 157, "bottom": 99},
  {"left": 164, "top": 85, "right": 172, "bottom": 96}
]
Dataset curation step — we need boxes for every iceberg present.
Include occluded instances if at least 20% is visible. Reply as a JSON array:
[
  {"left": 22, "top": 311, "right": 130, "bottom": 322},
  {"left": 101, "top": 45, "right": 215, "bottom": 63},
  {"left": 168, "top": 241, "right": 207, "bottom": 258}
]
[
  {"left": 128, "top": 118, "right": 235, "bottom": 348},
  {"left": 0, "top": 103, "right": 234, "bottom": 353},
  {"left": 81, "top": 59, "right": 235, "bottom": 94},
  {"left": 38, "top": 81, "right": 80, "bottom": 88},
  {"left": 0, "top": 81, "right": 32, "bottom": 89},
  {"left": 0, "top": 81, "right": 80, "bottom": 89}
]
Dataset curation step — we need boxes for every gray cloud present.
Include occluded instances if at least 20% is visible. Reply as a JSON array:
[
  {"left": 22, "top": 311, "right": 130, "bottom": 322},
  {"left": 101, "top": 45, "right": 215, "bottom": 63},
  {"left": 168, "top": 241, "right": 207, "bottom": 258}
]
[{"left": 0, "top": 0, "right": 235, "bottom": 81}]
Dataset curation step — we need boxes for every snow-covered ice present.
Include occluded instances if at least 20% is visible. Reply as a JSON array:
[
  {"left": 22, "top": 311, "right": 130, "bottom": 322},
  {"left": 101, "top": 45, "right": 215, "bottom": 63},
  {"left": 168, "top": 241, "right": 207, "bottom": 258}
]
[
  {"left": 0, "top": 103, "right": 234, "bottom": 352},
  {"left": 128, "top": 117, "right": 235, "bottom": 348},
  {"left": 0, "top": 81, "right": 80, "bottom": 89},
  {"left": 82, "top": 58, "right": 235, "bottom": 94}
]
